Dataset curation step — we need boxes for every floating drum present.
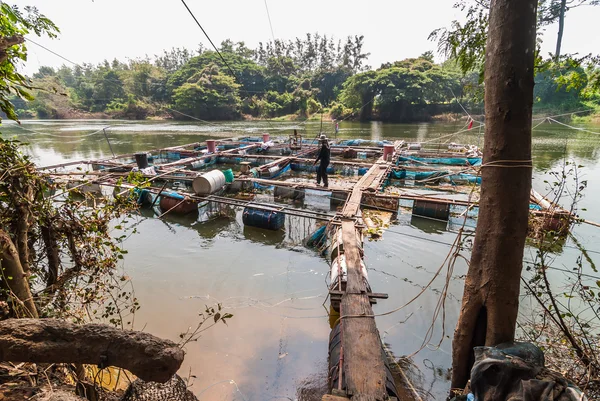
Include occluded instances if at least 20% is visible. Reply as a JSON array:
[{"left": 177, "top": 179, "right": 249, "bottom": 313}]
[
  {"left": 274, "top": 186, "right": 305, "bottom": 201},
  {"left": 249, "top": 168, "right": 260, "bottom": 178},
  {"left": 413, "top": 199, "right": 450, "bottom": 221},
  {"left": 242, "top": 207, "right": 285, "bottom": 231},
  {"left": 330, "top": 254, "right": 348, "bottom": 289},
  {"left": 159, "top": 192, "right": 198, "bottom": 215},
  {"left": 191, "top": 160, "right": 205, "bottom": 170},
  {"left": 166, "top": 151, "right": 180, "bottom": 160},
  {"left": 228, "top": 180, "right": 244, "bottom": 193},
  {"left": 343, "top": 148, "right": 357, "bottom": 159},
  {"left": 383, "top": 144, "right": 395, "bottom": 161},
  {"left": 222, "top": 169, "right": 234, "bottom": 183},
  {"left": 134, "top": 152, "right": 149, "bottom": 169},
  {"left": 408, "top": 143, "right": 422, "bottom": 151},
  {"left": 240, "top": 162, "right": 252, "bottom": 174},
  {"left": 136, "top": 188, "right": 154, "bottom": 207},
  {"left": 206, "top": 140, "right": 216, "bottom": 153},
  {"left": 267, "top": 165, "right": 280, "bottom": 177},
  {"left": 192, "top": 170, "right": 226, "bottom": 195}
]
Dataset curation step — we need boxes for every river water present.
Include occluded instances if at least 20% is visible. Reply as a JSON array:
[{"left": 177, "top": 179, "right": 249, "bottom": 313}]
[{"left": 2, "top": 119, "right": 600, "bottom": 400}]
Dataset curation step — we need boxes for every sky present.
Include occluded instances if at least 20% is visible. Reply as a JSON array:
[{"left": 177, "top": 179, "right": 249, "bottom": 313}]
[{"left": 13, "top": 0, "right": 600, "bottom": 75}]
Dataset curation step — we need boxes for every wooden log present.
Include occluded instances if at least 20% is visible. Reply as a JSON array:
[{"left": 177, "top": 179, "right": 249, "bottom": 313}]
[
  {"left": 0, "top": 319, "right": 184, "bottom": 383},
  {"left": 322, "top": 395, "right": 349, "bottom": 401},
  {"left": 339, "top": 221, "right": 387, "bottom": 399}
]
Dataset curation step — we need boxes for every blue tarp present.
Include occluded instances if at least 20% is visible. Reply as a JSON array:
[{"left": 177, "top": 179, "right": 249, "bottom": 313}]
[
  {"left": 397, "top": 156, "right": 482, "bottom": 167},
  {"left": 337, "top": 139, "right": 392, "bottom": 147},
  {"left": 389, "top": 169, "right": 482, "bottom": 185}
]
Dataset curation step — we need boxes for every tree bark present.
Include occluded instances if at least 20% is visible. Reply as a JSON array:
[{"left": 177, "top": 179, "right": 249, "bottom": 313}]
[
  {"left": 0, "top": 319, "right": 185, "bottom": 383},
  {"left": 555, "top": 0, "right": 567, "bottom": 60},
  {"left": 0, "top": 230, "right": 39, "bottom": 318},
  {"left": 0, "top": 35, "right": 24, "bottom": 63},
  {"left": 450, "top": 0, "right": 538, "bottom": 391},
  {"left": 40, "top": 224, "right": 60, "bottom": 287}
]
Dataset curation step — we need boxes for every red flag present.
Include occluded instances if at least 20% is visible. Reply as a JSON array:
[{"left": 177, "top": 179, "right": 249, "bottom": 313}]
[{"left": 468, "top": 119, "right": 474, "bottom": 130}]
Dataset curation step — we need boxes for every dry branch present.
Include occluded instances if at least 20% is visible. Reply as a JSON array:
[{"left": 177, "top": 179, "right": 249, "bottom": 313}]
[{"left": 0, "top": 319, "right": 184, "bottom": 383}]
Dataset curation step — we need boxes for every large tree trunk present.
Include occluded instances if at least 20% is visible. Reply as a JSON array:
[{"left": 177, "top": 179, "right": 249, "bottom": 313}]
[
  {"left": 450, "top": 0, "right": 537, "bottom": 391},
  {"left": 0, "top": 319, "right": 185, "bottom": 383},
  {"left": 555, "top": 0, "right": 567, "bottom": 60},
  {"left": 0, "top": 230, "right": 39, "bottom": 318}
]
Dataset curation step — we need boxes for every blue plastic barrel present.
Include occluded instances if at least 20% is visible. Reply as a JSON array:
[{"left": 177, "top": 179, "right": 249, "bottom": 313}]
[{"left": 242, "top": 207, "right": 285, "bottom": 230}]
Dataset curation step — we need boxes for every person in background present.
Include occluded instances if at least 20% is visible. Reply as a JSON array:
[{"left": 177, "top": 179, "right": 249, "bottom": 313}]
[{"left": 314, "top": 134, "right": 331, "bottom": 187}]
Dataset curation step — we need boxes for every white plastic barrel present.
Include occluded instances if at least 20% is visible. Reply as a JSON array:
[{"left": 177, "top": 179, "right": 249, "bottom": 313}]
[
  {"left": 192, "top": 170, "right": 226, "bottom": 195},
  {"left": 330, "top": 254, "right": 348, "bottom": 285}
]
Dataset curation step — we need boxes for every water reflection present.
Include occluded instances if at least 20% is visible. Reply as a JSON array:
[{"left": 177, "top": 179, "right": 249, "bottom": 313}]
[
  {"left": 371, "top": 121, "right": 383, "bottom": 142},
  {"left": 2, "top": 119, "right": 600, "bottom": 400},
  {"left": 410, "top": 215, "right": 449, "bottom": 235}
]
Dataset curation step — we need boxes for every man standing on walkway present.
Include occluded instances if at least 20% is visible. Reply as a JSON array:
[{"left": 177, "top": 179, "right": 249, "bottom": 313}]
[{"left": 314, "top": 134, "right": 331, "bottom": 188}]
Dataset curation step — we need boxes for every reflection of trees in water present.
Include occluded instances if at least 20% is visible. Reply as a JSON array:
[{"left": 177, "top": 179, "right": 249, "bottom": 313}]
[
  {"left": 410, "top": 215, "right": 448, "bottom": 235},
  {"left": 532, "top": 128, "right": 600, "bottom": 170}
]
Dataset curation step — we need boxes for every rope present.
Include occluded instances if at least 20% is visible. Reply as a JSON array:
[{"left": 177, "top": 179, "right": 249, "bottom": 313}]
[
  {"left": 479, "top": 159, "right": 533, "bottom": 169},
  {"left": 532, "top": 108, "right": 595, "bottom": 121},
  {"left": 178, "top": 0, "right": 279, "bottom": 134},
  {"left": 547, "top": 118, "right": 600, "bottom": 135},
  {"left": 449, "top": 87, "right": 484, "bottom": 127},
  {"left": 13, "top": 124, "right": 110, "bottom": 139},
  {"left": 531, "top": 118, "right": 548, "bottom": 131},
  {"left": 420, "top": 122, "right": 485, "bottom": 145}
]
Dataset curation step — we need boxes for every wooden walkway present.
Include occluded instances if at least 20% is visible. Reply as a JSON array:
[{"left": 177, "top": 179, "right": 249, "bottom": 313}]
[{"left": 326, "top": 146, "right": 403, "bottom": 400}]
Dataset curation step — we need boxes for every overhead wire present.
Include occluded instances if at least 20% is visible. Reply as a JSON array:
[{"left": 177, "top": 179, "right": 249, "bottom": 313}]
[
  {"left": 263, "top": 0, "right": 276, "bottom": 43},
  {"left": 24, "top": 38, "right": 245, "bottom": 133},
  {"left": 178, "top": 0, "right": 282, "bottom": 135}
]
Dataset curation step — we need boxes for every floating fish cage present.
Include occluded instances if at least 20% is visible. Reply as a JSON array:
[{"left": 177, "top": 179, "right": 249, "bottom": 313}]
[{"left": 46, "top": 134, "right": 570, "bottom": 240}]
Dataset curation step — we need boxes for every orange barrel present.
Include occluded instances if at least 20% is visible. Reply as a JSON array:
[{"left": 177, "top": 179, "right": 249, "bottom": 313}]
[
  {"left": 206, "top": 140, "right": 217, "bottom": 153},
  {"left": 383, "top": 145, "right": 395, "bottom": 161}
]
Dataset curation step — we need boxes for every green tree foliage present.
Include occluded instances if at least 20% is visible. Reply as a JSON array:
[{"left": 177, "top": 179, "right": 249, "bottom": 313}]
[
  {"left": 535, "top": 62, "right": 589, "bottom": 111},
  {"left": 14, "top": 28, "right": 599, "bottom": 122},
  {"left": 430, "top": 0, "right": 600, "bottom": 114},
  {"left": 0, "top": 3, "right": 142, "bottom": 325},
  {"left": 339, "top": 56, "right": 463, "bottom": 121},
  {"left": 0, "top": 3, "right": 58, "bottom": 121},
  {"left": 172, "top": 63, "right": 241, "bottom": 120}
]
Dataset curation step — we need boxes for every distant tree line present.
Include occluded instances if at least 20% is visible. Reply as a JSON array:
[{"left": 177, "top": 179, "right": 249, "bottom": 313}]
[{"left": 12, "top": 33, "right": 600, "bottom": 122}]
